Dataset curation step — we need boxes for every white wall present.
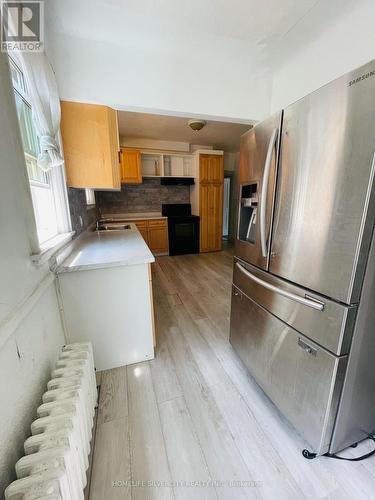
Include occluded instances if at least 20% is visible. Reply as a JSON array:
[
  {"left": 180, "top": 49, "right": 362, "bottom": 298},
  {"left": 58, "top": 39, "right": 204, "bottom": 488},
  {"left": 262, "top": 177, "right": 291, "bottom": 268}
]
[
  {"left": 0, "top": 55, "right": 44, "bottom": 324},
  {"left": 0, "top": 53, "right": 65, "bottom": 495},
  {"left": 121, "top": 138, "right": 218, "bottom": 153},
  {"left": 45, "top": 29, "right": 271, "bottom": 122},
  {"left": 270, "top": 0, "right": 375, "bottom": 112},
  {"left": 45, "top": 0, "right": 375, "bottom": 124},
  {"left": 223, "top": 152, "right": 238, "bottom": 172},
  {"left": 121, "top": 137, "right": 191, "bottom": 152},
  {"left": 0, "top": 285, "right": 65, "bottom": 494}
]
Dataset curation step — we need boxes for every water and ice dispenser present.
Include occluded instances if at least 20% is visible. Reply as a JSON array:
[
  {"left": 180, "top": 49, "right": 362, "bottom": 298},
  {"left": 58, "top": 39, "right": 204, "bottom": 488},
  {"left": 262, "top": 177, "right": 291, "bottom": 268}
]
[{"left": 238, "top": 183, "right": 258, "bottom": 244}]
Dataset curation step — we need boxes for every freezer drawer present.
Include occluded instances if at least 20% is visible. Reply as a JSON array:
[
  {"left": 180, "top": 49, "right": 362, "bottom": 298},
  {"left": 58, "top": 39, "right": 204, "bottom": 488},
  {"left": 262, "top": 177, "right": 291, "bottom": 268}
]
[
  {"left": 229, "top": 285, "right": 347, "bottom": 455},
  {"left": 233, "top": 259, "right": 356, "bottom": 355}
]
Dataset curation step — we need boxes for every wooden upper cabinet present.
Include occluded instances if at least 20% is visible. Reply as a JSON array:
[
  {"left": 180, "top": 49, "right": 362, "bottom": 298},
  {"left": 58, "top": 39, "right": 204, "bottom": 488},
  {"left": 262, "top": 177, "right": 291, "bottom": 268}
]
[
  {"left": 120, "top": 148, "right": 142, "bottom": 184},
  {"left": 199, "top": 154, "right": 224, "bottom": 184},
  {"left": 60, "top": 101, "right": 121, "bottom": 190}
]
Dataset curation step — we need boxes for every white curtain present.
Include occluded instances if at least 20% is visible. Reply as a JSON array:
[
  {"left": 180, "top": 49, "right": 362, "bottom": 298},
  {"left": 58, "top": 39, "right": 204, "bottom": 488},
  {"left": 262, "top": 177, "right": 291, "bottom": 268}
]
[{"left": 18, "top": 52, "right": 64, "bottom": 172}]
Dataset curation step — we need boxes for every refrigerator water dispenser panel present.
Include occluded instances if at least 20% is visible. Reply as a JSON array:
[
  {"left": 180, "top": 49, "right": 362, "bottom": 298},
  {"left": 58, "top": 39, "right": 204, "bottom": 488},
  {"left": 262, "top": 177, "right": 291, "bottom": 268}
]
[{"left": 238, "top": 183, "right": 258, "bottom": 244}]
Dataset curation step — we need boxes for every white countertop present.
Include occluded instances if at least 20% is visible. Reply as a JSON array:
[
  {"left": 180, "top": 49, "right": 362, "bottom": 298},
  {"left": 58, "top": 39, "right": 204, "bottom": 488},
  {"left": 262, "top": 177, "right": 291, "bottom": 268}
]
[{"left": 56, "top": 224, "right": 155, "bottom": 274}]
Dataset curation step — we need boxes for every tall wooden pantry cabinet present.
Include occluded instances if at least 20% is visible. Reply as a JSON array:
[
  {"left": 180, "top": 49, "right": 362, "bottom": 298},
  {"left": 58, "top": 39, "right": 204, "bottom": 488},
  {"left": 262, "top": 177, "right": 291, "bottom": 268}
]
[{"left": 191, "top": 151, "right": 224, "bottom": 253}]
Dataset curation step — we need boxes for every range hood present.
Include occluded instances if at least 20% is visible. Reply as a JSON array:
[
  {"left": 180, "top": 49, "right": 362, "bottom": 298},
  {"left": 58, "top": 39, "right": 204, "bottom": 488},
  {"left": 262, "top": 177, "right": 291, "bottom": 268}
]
[{"left": 160, "top": 177, "right": 195, "bottom": 186}]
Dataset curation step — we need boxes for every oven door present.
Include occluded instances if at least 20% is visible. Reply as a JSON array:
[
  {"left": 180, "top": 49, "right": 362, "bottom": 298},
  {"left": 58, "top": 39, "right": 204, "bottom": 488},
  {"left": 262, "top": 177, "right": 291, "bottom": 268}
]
[{"left": 168, "top": 217, "right": 199, "bottom": 255}]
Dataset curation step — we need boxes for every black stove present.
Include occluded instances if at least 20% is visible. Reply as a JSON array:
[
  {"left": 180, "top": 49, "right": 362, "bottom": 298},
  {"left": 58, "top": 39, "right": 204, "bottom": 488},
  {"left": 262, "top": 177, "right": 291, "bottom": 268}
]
[{"left": 162, "top": 204, "right": 200, "bottom": 256}]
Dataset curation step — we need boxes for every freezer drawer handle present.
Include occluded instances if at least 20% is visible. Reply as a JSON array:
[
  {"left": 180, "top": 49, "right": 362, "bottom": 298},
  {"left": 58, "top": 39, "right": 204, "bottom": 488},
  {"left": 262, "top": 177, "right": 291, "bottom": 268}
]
[
  {"left": 260, "top": 127, "right": 278, "bottom": 258},
  {"left": 298, "top": 337, "right": 317, "bottom": 356},
  {"left": 235, "top": 262, "right": 325, "bottom": 311}
]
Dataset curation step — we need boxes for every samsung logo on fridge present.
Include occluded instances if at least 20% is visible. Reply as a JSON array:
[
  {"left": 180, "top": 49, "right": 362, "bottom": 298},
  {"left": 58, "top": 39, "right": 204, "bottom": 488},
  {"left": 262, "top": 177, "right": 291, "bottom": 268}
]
[{"left": 348, "top": 70, "right": 375, "bottom": 87}]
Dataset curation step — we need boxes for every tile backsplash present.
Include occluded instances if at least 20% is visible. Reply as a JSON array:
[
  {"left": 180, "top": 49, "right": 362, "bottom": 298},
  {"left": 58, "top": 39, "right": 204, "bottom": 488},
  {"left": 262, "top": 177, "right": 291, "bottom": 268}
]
[
  {"left": 67, "top": 188, "right": 96, "bottom": 236},
  {"left": 96, "top": 178, "right": 190, "bottom": 214}
]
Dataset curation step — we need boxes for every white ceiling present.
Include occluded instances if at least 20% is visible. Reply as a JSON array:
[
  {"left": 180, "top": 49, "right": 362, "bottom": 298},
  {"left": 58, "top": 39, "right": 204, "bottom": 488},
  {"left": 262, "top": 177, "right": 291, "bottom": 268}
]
[
  {"left": 46, "top": 0, "right": 322, "bottom": 68},
  {"left": 118, "top": 111, "right": 251, "bottom": 152},
  {"left": 45, "top": 0, "right": 360, "bottom": 120},
  {"left": 47, "top": 0, "right": 318, "bottom": 46},
  {"left": 46, "top": 0, "right": 360, "bottom": 66}
]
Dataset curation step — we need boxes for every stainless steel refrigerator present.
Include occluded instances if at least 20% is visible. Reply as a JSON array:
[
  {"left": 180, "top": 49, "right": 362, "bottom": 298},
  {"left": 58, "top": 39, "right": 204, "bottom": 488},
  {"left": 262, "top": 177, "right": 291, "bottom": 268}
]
[{"left": 230, "top": 59, "right": 375, "bottom": 456}]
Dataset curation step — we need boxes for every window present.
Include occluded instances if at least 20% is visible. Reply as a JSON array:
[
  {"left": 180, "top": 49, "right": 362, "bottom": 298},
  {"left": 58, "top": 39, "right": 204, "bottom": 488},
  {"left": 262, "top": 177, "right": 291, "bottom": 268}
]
[{"left": 9, "top": 57, "right": 71, "bottom": 247}]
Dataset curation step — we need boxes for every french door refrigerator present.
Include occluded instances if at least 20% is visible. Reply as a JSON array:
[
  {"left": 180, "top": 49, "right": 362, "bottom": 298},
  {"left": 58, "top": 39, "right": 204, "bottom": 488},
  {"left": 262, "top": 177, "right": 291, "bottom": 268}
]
[{"left": 230, "top": 59, "right": 375, "bottom": 457}]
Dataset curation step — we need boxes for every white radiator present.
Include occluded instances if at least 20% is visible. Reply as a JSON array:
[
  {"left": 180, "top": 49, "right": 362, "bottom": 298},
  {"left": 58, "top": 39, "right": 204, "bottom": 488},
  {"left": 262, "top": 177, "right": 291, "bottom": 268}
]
[{"left": 5, "top": 342, "right": 97, "bottom": 500}]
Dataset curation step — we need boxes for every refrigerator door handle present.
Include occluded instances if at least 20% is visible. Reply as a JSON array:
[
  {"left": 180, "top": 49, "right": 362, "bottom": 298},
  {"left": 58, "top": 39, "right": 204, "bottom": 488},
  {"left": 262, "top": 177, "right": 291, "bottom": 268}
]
[
  {"left": 236, "top": 262, "right": 325, "bottom": 311},
  {"left": 260, "top": 127, "right": 278, "bottom": 258}
]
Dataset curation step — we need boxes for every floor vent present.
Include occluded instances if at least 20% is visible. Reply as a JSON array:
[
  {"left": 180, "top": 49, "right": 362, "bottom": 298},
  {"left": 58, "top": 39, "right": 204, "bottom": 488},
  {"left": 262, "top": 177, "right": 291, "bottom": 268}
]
[{"left": 5, "top": 342, "right": 97, "bottom": 500}]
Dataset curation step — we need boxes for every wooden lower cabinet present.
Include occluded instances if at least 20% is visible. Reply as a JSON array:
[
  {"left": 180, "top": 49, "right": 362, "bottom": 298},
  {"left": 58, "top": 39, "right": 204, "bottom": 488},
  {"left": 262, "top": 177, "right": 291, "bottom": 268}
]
[
  {"left": 200, "top": 183, "right": 223, "bottom": 252},
  {"left": 148, "top": 222, "right": 169, "bottom": 254},
  {"left": 128, "top": 219, "right": 169, "bottom": 255},
  {"left": 134, "top": 221, "right": 148, "bottom": 242}
]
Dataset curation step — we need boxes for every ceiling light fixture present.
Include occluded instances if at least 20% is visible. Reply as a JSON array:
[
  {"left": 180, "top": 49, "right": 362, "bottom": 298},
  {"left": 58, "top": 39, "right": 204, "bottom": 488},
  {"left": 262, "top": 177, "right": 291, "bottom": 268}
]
[{"left": 188, "top": 119, "right": 206, "bottom": 131}]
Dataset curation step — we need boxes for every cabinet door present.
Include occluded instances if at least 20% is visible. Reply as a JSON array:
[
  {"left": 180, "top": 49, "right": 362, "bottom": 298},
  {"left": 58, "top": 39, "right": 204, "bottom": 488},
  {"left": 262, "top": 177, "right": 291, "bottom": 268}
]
[
  {"left": 199, "top": 154, "right": 223, "bottom": 183},
  {"left": 199, "top": 184, "right": 210, "bottom": 252},
  {"left": 208, "top": 183, "right": 223, "bottom": 251},
  {"left": 200, "top": 155, "right": 210, "bottom": 183},
  {"left": 208, "top": 155, "right": 224, "bottom": 183},
  {"left": 148, "top": 224, "right": 169, "bottom": 254},
  {"left": 60, "top": 101, "right": 121, "bottom": 189},
  {"left": 121, "top": 149, "right": 142, "bottom": 184},
  {"left": 134, "top": 221, "right": 149, "bottom": 243},
  {"left": 200, "top": 184, "right": 223, "bottom": 252}
]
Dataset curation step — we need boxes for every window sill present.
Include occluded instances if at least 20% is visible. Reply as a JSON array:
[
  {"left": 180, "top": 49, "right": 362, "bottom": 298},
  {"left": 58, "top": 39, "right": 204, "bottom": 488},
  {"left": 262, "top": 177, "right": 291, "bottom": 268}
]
[{"left": 31, "top": 231, "right": 75, "bottom": 266}]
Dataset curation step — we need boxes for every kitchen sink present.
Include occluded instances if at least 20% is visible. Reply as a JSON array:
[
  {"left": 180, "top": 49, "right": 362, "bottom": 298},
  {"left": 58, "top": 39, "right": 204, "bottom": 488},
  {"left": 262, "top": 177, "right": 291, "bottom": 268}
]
[{"left": 96, "top": 223, "right": 132, "bottom": 231}]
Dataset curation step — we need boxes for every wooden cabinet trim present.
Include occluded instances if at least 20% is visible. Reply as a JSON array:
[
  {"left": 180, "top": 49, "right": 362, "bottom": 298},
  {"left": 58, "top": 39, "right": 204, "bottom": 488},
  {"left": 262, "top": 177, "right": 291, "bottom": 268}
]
[{"left": 148, "top": 219, "right": 167, "bottom": 228}]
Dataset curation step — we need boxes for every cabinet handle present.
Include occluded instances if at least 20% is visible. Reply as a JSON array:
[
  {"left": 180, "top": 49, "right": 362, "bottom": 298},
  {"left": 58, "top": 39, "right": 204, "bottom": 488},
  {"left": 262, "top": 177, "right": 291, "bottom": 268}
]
[
  {"left": 260, "top": 128, "right": 278, "bottom": 258},
  {"left": 298, "top": 337, "right": 317, "bottom": 356}
]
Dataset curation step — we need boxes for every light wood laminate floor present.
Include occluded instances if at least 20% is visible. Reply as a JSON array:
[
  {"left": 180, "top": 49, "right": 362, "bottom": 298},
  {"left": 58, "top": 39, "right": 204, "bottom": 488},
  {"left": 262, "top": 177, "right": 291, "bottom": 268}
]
[{"left": 89, "top": 246, "right": 375, "bottom": 500}]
